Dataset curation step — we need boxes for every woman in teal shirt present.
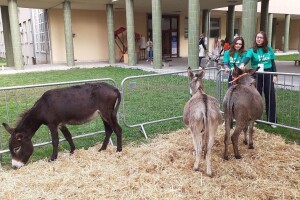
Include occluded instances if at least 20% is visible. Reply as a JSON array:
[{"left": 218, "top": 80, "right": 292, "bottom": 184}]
[
  {"left": 239, "top": 31, "right": 277, "bottom": 126},
  {"left": 222, "top": 36, "right": 246, "bottom": 87}
]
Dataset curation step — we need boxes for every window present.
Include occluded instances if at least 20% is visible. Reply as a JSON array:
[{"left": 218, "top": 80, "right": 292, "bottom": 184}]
[
  {"left": 19, "top": 23, "right": 23, "bottom": 44},
  {"left": 210, "top": 18, "right": 220, "bottom": 38},
  {"left": 33, "top": 9, "right": 50, "bottom": 53},
  {"left": 23, "top": 21, "right": 27, "bottom": 43},
  {"left": 234, "top": 18, "right": 240, "bottom": 35},
  {"left": 28, "top": 19, "right": 32, "bottom": 43},
  {"left": 184, "top": 17, "right": 188, "bottom": 38}
]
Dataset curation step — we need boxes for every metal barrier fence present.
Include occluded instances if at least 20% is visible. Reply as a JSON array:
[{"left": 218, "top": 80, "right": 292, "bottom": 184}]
[
  {"left": 120, "top": 67, "right": 300, "bottom": 140},
  {"left": 217, "top": 69, "right": 300, "bottom": 131},
  {"left": 1, "top": 68, "right": 299, "bottom": 160},
  {"left": 120, "top": 67, "right": 220, "bottom": 138},
  {"left": 0, "top": 78, "right": 116, "bottom": 157}
]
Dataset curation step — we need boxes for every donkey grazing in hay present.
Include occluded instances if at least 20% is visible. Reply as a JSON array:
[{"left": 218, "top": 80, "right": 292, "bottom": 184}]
[
  {"left": 183, "top": 67, "right": 222, "bottom": 177},
  {"left": 2, "top": 82, "right": 122, "bottom": 169},
  {"left": 223, "top": 65, "right": 263, "bottom": 160}
]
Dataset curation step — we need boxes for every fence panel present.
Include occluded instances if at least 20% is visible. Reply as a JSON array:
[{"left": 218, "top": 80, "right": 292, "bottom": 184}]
[
  {"left": 217, "top": 70, "right": 300, "bottom": 131},
  {"left": 120, "top": 68, "right": 220, "bottom": 138},
  {"left": 0, "top": 78, "right": 116, "bottom": 156},
  {"left": 2, "top": 68, "right": 299, "bottom": 161}
]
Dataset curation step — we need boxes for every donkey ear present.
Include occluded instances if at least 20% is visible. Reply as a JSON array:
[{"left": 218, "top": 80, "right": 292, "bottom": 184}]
[
  {"left": 198, "top": 70, "right": 205, "bottom": 78},
  {"left": 234, "top": 65, "right": 243, "bottom": 75},
  {"left": 187, "top": 67, "right": 194, "bottom": 79},
  {"left": 2, "top": 123, "right": 14, "bottom": 135}
]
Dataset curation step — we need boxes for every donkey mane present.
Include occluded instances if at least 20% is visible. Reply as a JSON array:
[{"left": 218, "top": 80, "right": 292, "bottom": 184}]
[{"left": 15, "top": 100, "right": 41, "bottom": 130}]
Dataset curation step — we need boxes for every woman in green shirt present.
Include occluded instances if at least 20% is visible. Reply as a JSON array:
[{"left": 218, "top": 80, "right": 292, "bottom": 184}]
[
  {"left": 239, "top": 31, "right": 278, "bottom": 127},
  {"left": 222, "top": 36, "right": 247, "bottom": 87}
]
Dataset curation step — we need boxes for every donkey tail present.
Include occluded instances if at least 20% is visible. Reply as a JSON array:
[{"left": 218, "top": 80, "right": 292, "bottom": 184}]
[
  {"left": 203, "top": 95, "right": 209, "bottom": 159},
  {"left": 112, "top": 89, "right": 122, "bottom": 119},
  {"left": 227, "top": 90, "right": 235, "bottom": 129}
]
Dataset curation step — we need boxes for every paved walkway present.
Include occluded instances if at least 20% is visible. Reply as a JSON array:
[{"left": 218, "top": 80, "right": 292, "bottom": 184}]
[{"left": 0, "top": 51, "right": 299, "bottom": 75}]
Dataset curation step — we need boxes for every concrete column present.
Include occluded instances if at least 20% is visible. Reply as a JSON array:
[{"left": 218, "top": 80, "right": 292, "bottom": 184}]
[
  {"left": 283, "top": 14, "right": 290, "bottom": 52},
  {"left": 152, "top": 0, "right": 162, "bottom": 69},
  {"left": 227, "top": 5, "right": 235, "bottom": 43},
  {"left": 125, "top": 0, "right": 136, "bottom": 66},
  {"left": 106, "top": 4, "right": 115, "bottom": 64},
  {"left": 202, "top": 9, "right": 210, "bottom": 52},
  {"left": 272, "top": 18, "right": 277, "bottom": 48},
  {"left": 188, "top": 0, "right": 200, "bottom": 69},
  {"left": 260, "top": 0, "right": 269, "bottom": 33},
  {"left": 202, "top": 10, "right": 208, "bottom": 34},
  {"left": 241, "top": 0, "right": 258, "bottom": 50},
  {"left": 63, "top": 0, "right": 75, "bottom": 66},
  {"left": 1, "top": 6, "right": 14, "bottom": 67},
  {"left": 8, "top": 0, "right": 23, "bottom": 69},
  {"left": 298, "top": 23, "right": 300, "bottom": 60},
  {"left": 267, "top": 13, "right": 273, "bottom": 46}
]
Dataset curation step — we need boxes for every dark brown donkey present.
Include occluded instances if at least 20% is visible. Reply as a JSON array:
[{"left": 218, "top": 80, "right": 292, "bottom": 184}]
[
  {"left": 183, "top": 67, "right": 222, "bottom": 177},
  {"left": 2, "top": 82, "right": 122, "bottom": 169},
  {"left": 223, "top": 65, "right": 263, "bottom": 160}
]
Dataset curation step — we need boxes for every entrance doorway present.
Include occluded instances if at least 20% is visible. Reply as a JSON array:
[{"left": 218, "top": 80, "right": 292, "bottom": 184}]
[{"left": 147, "top": 15, "right": 179, "bottom": 58}]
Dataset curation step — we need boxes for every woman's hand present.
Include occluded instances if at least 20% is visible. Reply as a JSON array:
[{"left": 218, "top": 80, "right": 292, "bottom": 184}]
[
  {"left": 225, "top": 67, "right": 230, "bottom": 73},
  {"left": 238, "top": 63, "right": 245, "bottom": 70},
  {"left": 273, "top": 76, "right": 278, "bottom": 84}
]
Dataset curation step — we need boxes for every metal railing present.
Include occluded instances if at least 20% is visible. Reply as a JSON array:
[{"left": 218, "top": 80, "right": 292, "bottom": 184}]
[
  {"left": 120, "top": 68, "right": 220, "bottom": 138},
  {"left": 1, "top": 68, "right": 300, "bottom": 161},
  {"left": 217, "top": 69, "right": 300, "bottom": 131},
  {"left": 0, "top": 78, "right": 117, "bottom": 157}
]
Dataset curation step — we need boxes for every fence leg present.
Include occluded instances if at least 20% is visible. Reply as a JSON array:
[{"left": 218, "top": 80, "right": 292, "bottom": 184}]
[
  {"left": 140, "top": 124, "right": 148, "bottom": 139},
  {"left": 216, "top": 70, "right": 223, "bottom": 103},
  {"left": 109, "top": 138, "right": 114, "bottom": 146}
]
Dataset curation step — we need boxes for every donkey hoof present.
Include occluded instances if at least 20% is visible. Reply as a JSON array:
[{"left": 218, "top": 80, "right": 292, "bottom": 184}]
[
  {"left": 224, "top": 155, "right": 229, "bottom": 160},
  {"left": 235, "top": 155, "right": 242, "bottom": 159},
  {"left": 243, "top": 140, "right": 248, "bottom": 145},
  {"left": 70, "top": 147, "right": 75, "bottom": 154},
  {"left": 248, "top": 144, "right": 254, "bottom": 149},
  {"left": 193, "top": 167, "right": 199, "bottom": 171},
  {"left": 116, "top": 148, "right": 122, "bottom": 152},
  {"left": 48, "top": 157, "right": 56, "bottom": 162}
]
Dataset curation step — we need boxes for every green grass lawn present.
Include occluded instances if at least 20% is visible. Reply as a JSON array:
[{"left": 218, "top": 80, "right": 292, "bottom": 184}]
[
  {"left": 0, "top": 57, "right": 6, "bottom": 67},
  {"left": 0, "top": 67, "right": 187, "bottom": 168},
  {"left": 0, "top": 66, "right": 299, "bottom": 169},
  {"left": 275, "top": 53, "right": 299, "bottom": 61}
]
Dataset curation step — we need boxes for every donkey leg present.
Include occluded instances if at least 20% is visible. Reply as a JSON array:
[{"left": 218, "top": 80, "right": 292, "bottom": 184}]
[
  {"left": 248, "top": 121, "right": 255, "bottom": 149},
  {"left": 110, "top": 117, "right": 122, "bottom": 152},
  {"left": 231, "top": 125, "right": 243, "bottom": 159},
  {"left": 99, "top": 120, "right": 113, "bottom": 152},
  {"left": 243, "top": 125, "right": 249, "bottom": 145},
  {"left": 206, "top": 127, "right": 216, "bottom": 177},
  {"left": 224, "top": 119, "right": 231, "bottom": 160},
  {"left": 59, "top": 125, "right": 75, "bottom": 154},
  {"left": 192, "top": 129, "right": 202, "bottom": 171},
  {"left": 48, "top": 125, "right": 60, "bottom": 161}
]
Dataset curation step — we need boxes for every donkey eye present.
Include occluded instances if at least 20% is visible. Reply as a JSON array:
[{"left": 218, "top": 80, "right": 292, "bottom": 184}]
[{"left": 13, "top": 146, "right": 21, "bottom": 153}]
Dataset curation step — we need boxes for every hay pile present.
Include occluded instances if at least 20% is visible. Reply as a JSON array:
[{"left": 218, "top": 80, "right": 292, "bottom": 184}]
[{"left": 0, "top": 127, "right": 299, "bottom": 200}]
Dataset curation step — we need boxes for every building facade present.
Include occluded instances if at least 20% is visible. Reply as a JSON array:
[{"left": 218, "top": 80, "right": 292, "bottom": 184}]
[{"left": 0, "top": 0, "right": 299, "bottom": 69}]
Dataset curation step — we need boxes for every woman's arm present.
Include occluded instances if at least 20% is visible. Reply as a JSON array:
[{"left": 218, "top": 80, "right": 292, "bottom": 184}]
[{"left": 242, "top": 57, "right": 250, "bottom": 65}]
